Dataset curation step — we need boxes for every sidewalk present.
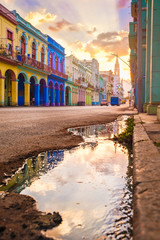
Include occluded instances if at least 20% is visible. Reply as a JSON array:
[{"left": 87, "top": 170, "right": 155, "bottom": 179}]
[{"left": 133, "top": 113, "right": 160, "bottom": 240}]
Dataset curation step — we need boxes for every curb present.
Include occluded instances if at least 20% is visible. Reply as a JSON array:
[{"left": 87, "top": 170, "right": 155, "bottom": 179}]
[{"left": 133, "top": 115, "right": 160, "bottom": 240}]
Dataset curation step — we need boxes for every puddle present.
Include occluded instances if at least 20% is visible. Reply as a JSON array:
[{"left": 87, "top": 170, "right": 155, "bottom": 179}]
[{"left": 0, "top": 116, "right": 133, "bottom": 240}]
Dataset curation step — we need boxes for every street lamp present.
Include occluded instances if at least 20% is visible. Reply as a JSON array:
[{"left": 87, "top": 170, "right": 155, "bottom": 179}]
[{"left": 111, "top": 53, "right": 130, "bottom": 68}]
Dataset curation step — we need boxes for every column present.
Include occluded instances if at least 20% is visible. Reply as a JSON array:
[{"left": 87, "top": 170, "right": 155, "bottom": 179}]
[
  {"left": 0, "top": 77, "right": 4, "bottom": 106},
  {"left": 35, "top": 84, "right": 40, "bottom": 106},
  {"left": 69, "top": 89, "right": 72, "bottom": 106},
  {"left": 50, "top": 87, "right": 55, "bottom": 106},
  {"left": 56, "top": 88, "right": 60, "bottom": 106},
  {"left": 60, "top": 89, "right": 65, "bottom": 106},
  {"left": 12, "top": 80, "right": 18, "bottom": 106},
  {"left": 144, "top": 0, "right": 152, "bottom": 112},
  {"left": 147, "top": 0, "right": 160, "bottom": 115},
  {"left": 44, "top": 86, "right": 49, "bottom": 106},
  {"left": 24, "top": 82, "right": 30, "bottom": 106}
]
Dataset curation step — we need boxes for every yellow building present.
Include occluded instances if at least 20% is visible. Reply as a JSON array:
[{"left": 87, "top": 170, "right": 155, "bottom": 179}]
[
  {"left": 0, "top": 4, "right": 20, "bottom": 106},
  {"left": 0, "top": 4, "right": 50, "bottom": 107}
]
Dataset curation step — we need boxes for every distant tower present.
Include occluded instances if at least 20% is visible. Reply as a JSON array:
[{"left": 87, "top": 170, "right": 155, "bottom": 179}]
[{"left": 114, "top": 56, "right": 120, "bottom": 78}]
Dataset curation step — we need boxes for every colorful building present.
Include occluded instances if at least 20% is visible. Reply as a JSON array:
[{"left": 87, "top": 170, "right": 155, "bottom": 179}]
[
  {"left": 65, "top": 55, "right": 79, "bottom": 106},
  {"left": 14, "top": 10, "right": 50, "bottom": 106},
  {"left": 0, "top": 4, "right": 68, "bottom": 107},
  {"left": 145, "top": 0, "right": 160, "bottom": 116},
  {"left": 129, "top": 0, "right": 147, "bottom": 112},
  {"left": 47, "top": 35, "right": 68, "bottom": 106},
  {"left": 0, "top": 4, "right": 19, "bottom": 106}
]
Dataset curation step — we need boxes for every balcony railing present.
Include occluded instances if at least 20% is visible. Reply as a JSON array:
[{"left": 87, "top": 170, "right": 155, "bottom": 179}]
[
  {"left": 21, "top": 55, "right": 51, "bottom": 73},
  {"left": 0, "top": 46, "right": 20, "bottom": 63},
  {"left": 50, "top": 68, "right": 68, "bottom": 80},
  {"left": 129, "top": 22, "right": 137, "bottom": 49},
  {"left": 131, "top": 0, "right": 137, "bottom": 18}
]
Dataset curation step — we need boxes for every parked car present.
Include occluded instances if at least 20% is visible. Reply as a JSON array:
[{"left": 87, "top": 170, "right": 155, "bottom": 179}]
[
  {"left": 100, "top": 99, "right": 108, "bottom": 106},
  {"left": 121, "top": 98, "right": 126, "bottom": 104}
]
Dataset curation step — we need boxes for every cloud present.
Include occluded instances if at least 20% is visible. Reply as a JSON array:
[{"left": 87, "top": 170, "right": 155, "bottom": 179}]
[
  {"left": 86, "top": 27, "right": 97, "bottom": 35},
  {"left": 49, "top": 19, "right": 72, "bottom": 32},
  {"left": 84, "top": 31, "right": 129, "bottom": 59},
  {"left": 25, "top": 9, "right": 56, "bottom": 26},
  {"left": 117, "top": 0, "right": 130, "bottom": 9}
]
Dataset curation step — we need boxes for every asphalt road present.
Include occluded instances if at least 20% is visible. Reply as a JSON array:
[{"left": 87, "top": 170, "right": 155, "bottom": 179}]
[{"left": 0, "top": 104, "right": 135, "bottom": 182}]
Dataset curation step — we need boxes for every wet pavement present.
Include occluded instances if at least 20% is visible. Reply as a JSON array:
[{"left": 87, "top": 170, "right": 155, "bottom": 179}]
[{"left": 0, "top": 116, "right": 133, "bottom": 240}]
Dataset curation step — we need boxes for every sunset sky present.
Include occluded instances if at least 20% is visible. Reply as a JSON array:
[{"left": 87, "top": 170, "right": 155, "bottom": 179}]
[{"left": 1, "top": 0, "right": 132, "bottom": 80}]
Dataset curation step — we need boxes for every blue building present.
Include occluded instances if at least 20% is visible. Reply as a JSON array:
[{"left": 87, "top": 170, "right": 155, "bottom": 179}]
[{"left": 47, "top": 36, "right": 68, "bottom": 106}]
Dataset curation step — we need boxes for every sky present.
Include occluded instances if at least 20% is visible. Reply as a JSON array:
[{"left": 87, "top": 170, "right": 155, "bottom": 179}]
[{"left": 1, "top": 0, "right": 132, "bottom": 80}]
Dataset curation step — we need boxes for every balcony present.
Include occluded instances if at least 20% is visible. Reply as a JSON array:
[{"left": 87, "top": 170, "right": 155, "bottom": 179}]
[
  {"left": 129, "top": 22, "right": 137, "bottom": 49},
  {"left": 50, "top": 68, "right": 68, "bottom": 80},
  {"left": 75, "top": 78, "right": 88, "bottom": 88},
  {"left": 21, "top": 55, "right": 51, "bottom": 73},
  {"left": 131, "top": 0, "right": 137, "bottom": 18},
  {"left": 0, "top": 46, "right": 21, "bottom": 65}
]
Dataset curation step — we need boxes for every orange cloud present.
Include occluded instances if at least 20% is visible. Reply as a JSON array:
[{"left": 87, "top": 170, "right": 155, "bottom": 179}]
[
  {"left": 25, "top": 9, "right": 56, "bottom": 26},
  {"left": 84, "top": 31, "right": 129, "bottom": 58},
  {"left": 49, "top": 19, "right": 72, "bottom": 32}
]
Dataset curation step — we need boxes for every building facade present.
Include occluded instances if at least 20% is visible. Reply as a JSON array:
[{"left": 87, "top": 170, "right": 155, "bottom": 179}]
[
  {"left": 47, "top": 35, "right": 68, "bottom": 106},
  {"left": 0, "top": 4, "right": 68, "bottom": 107},
  {"left": 0, "top": 4, "right": 19, "bottom": 106}
]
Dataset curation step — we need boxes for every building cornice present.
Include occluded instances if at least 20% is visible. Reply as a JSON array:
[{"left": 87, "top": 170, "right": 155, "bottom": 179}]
[{"left": 0, "top": 4, "right": 18, "bottom": 25}]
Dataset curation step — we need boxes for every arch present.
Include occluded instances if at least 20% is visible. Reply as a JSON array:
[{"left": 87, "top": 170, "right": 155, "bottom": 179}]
[
  {"left": 60, "top": 83, "right": 64, "bottom": 106},
  {"left": 18, "top": 71, "right": 29, "bottom": 83},
  {"left": 18, "top": 73, "right": 25, "bottom": 106},
  {"left": 30, "top": 75, "right": 38, "bottom": 106},
  {"left": 48, "top": 80, "right": 54, "bottom": 106},
  {"left": 4, "top": 69, "right": 16, "bottom": 106},
  {"left": 65, "top": 86, "right": 71, "bottom": 106},
  {"left": 55, "top": 82, "right": 59, "bottom": 90},
  {"left": 54, "top": 82, "right": 59, "bottom": 106},
  {"left": 40, "top": 79, "right": 46, "bottom": 105}
]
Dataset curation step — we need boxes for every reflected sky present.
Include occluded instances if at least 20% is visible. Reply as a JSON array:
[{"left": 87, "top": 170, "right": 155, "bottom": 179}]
[{"left": 21, "top": 117, "right": 132, "bottom": 240}]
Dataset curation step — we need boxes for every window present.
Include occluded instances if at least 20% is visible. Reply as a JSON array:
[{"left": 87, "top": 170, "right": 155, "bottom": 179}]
[
  {"left": 49, "top": 52, "right": 53, "bottom": 68},
  {"left": 32, "top": 42, "right": 36, "bottom": 59},
  {"left": 56, "top": 57, "right": 58, "bottom": 71},
  {"left": 21, "top": 36, "right": 26, "bottom": 55},
  {"left": 41, "top": 47, "right": 45, "bottom": 63},
  {"left": 7, "top": 30, "right": 13, "bottom": 41},
  {"left": 61, "top": 59, "right": 63, "bottom": 73}
]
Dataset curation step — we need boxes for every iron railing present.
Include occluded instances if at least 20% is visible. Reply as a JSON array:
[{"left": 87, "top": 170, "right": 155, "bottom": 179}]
[{"left": 0, "top": 46, "right": 68, "bottom": 79}]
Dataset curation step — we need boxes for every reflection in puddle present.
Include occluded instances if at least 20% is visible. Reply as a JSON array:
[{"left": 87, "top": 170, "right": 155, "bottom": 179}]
[{"left": 0, "top": 116, "right": 133, "bottom": 240}]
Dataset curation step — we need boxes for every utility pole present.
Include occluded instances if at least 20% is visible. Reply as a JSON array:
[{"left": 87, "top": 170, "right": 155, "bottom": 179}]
[{"left": 137, "top": 0, "right": 143, "bottom": 112}]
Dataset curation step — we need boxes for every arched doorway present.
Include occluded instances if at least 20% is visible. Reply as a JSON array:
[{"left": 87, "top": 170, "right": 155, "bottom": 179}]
[
  {"left": 40, "top": 79, "right": 46, "bottom": 105},
  {"left": 18, "top": 73, "right": 25, "bottom": 106},
  {"left": 60, "top": 84, "right": 63, "bottom": 105},
  {"left": 30, "top": 77, "right": 35, "bottom": 105},
  {"left": 55, "top": 82, "right": 59, "bottom": 106},
  {"left": 49, "top": 81, "right": 54, "bottom": 106},
  {"left": 65, "top": 86, "right": 70, "bottom": 106},
  {"left": 4, "top": 70, "right": 16, "bottom": 106}
]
